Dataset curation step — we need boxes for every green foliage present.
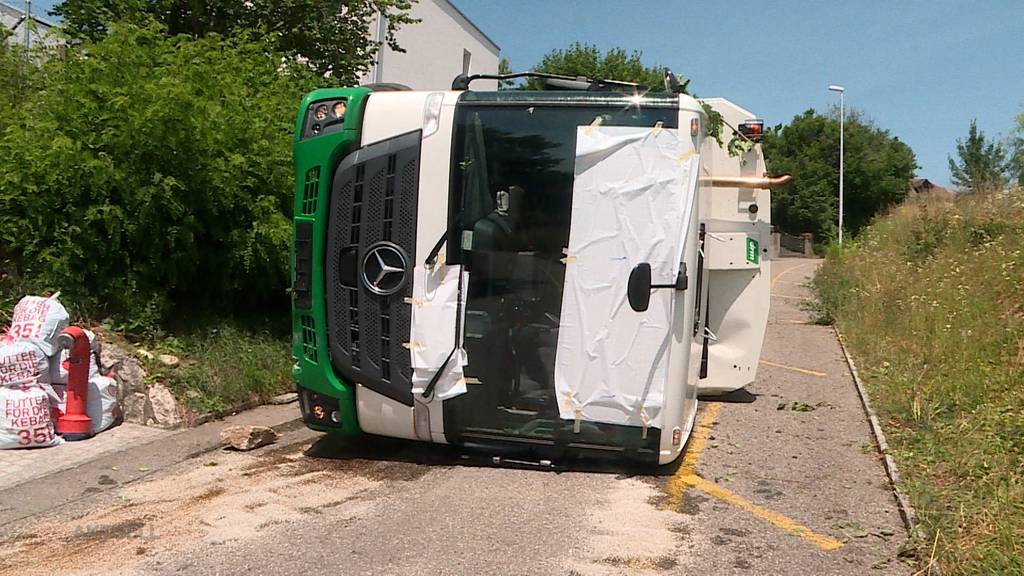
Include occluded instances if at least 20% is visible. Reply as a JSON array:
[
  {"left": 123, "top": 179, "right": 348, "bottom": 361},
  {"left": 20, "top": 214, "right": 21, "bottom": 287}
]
[
  {"left": 0, "top": 30, "right": 39, "bottom": 117},
  {"left": 812, "top": 190, "right": 1024, "bottom": 574},
  {"left": 1011, "top": 111, "right": 1024, "bottom": 187},
  {"left": 152, "top": 321, "right": 292, "bottom": 413},
  {"left": 0, "top": 23, "right": 320, "bottom": 324},
  {"left": 948, "top": 119, "right": 1008, "bottom": 193},
  {"left": 497, "top": 56, "right": 517, "bottom": 90},
  {"left": 526, "top": 42, "right": 738, "bottom": 152},
  {"left": 527, "top": 42, "right": 669, "bottom": 90},
  {"left": 762, "top": 109, "right": 918, "bottom": 237},
  {"left": 51, "top": 0, "right": 417, "bottom": 81}
]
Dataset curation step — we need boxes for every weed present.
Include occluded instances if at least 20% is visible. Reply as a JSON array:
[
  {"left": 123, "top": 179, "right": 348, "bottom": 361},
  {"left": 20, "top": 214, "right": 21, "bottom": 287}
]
[{"left": 812, "top": 189, "right": 1024, "bottom": 575}]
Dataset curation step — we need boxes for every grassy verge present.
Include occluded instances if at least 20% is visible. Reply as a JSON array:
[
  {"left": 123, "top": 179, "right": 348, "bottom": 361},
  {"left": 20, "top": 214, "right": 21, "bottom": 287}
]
[
  {"left": 142, "top": 319, "right": 293, "bottom": 415},
  {"left": 811, "top": 189, "right": 1024, "bottom": 574}
]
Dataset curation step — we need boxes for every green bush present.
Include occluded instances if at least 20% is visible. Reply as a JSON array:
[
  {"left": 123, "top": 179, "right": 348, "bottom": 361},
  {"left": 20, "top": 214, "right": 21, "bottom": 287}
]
[
  {"left": 762, "top": 109, "right": 918, "bottom": 237},
  {"left": 0, "top": 23, "right": 319, "bottom": 324}
]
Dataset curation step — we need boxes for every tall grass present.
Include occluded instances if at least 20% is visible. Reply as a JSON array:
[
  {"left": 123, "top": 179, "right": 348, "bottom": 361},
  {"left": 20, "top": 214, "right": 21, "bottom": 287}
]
[{"left": 813, "top": 189, "right": 1024, "bottom": 574}]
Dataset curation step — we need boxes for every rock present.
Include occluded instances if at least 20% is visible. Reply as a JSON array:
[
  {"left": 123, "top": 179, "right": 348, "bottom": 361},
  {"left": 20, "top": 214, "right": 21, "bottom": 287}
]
[
  {"left": 147, "top": 382, "right": 183, "bottom": 429},
  {"left": 136, "top": 349, "right": 155, "bottom": 361},
  {"left": 123, "top": 392, "right": 147, "bottom": 423},
  {"left": 99, "top": 340, "right": 149, "bottom": 424},
  {"left": 220, "top": 425, "right": 279, "bottom": 451},
  {"left": 157, "top": 354, "right": 179, "bottom": 367}
]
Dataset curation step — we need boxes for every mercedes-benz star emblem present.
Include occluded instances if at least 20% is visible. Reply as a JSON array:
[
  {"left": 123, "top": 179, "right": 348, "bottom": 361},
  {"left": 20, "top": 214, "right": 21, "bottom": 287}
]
[{"left": 361, "top": 241, "right": 409, "bottom": 296}]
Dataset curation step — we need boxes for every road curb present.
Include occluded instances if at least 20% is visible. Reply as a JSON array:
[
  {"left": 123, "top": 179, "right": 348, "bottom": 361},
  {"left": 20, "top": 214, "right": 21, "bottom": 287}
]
[
  {"left": 834, "top": 326, "right": 939, "bottom": 575},
  {"left": 188, "top": 393, "right": 298, "bottom": 427}
]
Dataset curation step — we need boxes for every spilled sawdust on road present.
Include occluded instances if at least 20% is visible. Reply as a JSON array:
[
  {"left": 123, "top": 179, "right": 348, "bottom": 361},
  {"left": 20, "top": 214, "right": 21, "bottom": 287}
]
[
  {"left": 0, "top": 439, "right": 399, "bottom": 576},
  {"left": 566, "top": 477, "right": 702, "bottom": 576}
]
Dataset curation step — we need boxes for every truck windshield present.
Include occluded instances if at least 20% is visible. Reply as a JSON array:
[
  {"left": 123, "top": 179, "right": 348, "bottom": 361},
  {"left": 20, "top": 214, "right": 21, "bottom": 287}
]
[{"left": 445, "top": 97, "right": 678, "bottom": 450}]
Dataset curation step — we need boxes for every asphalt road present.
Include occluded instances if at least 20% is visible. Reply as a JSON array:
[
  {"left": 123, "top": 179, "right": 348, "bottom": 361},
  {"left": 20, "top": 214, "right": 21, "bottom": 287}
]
[{"left": 0, "top": 258, "right": 912, "bottom": 576}]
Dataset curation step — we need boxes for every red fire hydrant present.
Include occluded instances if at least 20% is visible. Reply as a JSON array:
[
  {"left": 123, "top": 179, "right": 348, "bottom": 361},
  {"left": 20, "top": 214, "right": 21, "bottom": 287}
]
[{"left": 56, "top": 326, "right": 93, "bottom": 441}]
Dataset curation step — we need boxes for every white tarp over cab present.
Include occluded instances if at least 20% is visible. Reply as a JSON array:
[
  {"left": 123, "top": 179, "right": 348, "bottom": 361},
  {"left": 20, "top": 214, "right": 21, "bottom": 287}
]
[
  {"left": 555, "top": 126, "right": 699, "bottom": 430},
  {"left": 409, "top": 264, "right": 469, "bottom": 401}
]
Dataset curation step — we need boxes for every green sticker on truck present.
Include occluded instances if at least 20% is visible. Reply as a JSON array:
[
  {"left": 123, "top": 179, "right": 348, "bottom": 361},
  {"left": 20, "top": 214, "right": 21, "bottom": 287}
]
[{"left": 746, "top": 237, "right": 760, "bottom": 264}]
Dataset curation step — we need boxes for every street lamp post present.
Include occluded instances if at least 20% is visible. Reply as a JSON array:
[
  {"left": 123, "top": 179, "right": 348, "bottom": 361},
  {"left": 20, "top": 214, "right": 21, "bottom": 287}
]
[
  {"left": 24, "top": 0, "right": 32, "bottom": 50},
  {"left": 828, "top": 84, "right": 845, "bottom": 245}
]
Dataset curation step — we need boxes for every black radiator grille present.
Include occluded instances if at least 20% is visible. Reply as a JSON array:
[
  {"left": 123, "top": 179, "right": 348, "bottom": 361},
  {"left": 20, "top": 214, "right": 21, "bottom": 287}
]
[
  {"left": 380, "top": 297, "right": 391, "bottom": 382},
  {"left": 349, "top": 289, "right": 360, "bottom": 366},
  {"left": 300, "top": 314, "right": 318, "bottom": 363},
  {"left": 302, "top": 166, "right": 320, "bottom": 215},
  {"left": 324, "top": 130, "right": 421, "bottom": 407}
]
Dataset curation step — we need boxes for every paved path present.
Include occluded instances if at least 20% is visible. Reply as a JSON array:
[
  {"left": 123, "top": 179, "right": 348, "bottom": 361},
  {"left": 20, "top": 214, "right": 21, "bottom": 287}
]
[
  {"left": 0, "top": 258, "right": 911, "bottom": 575},
  {"left": 0, "top": 423, "right": 170, "bottom": 491}
]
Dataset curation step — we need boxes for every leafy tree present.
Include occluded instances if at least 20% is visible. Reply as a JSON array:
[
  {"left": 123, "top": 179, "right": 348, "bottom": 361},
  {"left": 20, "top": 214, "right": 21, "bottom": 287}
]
[
  {"left": 1006, "top": 112, "right": 1024, "bottom": 188},
  {"left": 0, "top": 28, "right": 39, "bottom": 112},
  {"left": 0, "top": 23, "right": 320, "bottom": 321},
  {"left": 51, "top": 0, "right": 416, "bottom": 81},
  {"left": 948, "top": 119, "right": 1007, "bottom": 193},
  {"left": 525, "top": 43, "right": 738, "bottom": 147},
  {"left": 497, "top": 56, "right": 517, "bottom": 90},
  {"left": 762, "top": 109, "right": 917, "bottom": 238},
  {"left": 528, "top": 42, "right": 669, "bottom": 90}
]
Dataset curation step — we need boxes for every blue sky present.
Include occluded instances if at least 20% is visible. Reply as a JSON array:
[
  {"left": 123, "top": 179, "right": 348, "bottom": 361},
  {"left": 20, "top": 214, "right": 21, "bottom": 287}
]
[
  {"left": 23, "top": 0, "right": 1023, "bottom": 186},
  {"left": 455, "top": 0, "right": 1023, "bottom": 187}
]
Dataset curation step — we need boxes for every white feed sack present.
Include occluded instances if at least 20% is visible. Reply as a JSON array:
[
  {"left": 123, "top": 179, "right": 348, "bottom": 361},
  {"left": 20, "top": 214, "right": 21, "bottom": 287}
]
[
  {"left": 0, "top": 339, "right": 52, "bottom": 388},
  {"left": 554, "top": 126, "right": 699, "bottom": 430},
  {"left": 0, "top": 384, "right": 62, "bottom": 449},
  {"left": 8, "top": 294, "right": 70, "bottom": 356},
  {"left": 0, "top": 340, "right": 61, "bottom": 449}
]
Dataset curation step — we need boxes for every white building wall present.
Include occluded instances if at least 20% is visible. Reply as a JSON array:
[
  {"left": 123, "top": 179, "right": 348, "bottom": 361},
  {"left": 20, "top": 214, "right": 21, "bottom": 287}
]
[
  {"left": 361, "top": 0, "right": 500, "bottom": 91},
  {"left": 1, "top": 2, "right": 60, "bottom": 50}
]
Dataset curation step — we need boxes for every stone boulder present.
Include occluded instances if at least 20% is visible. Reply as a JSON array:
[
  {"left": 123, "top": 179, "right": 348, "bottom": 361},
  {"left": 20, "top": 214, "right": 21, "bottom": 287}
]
[
  {"left": 146, "top": 382, "right": 183, "bottom": 428},
  {"left": 95, "top": 332, "right": 184, "bottom": 429},
  {"left": 220, "top": 425, "right": 279, "bottom": 451}
]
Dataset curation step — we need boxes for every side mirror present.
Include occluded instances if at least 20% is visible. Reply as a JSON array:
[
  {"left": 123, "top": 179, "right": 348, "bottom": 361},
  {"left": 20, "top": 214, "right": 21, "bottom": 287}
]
[{"left": 627, "top": 263, "right": 652, "bottom": 312}]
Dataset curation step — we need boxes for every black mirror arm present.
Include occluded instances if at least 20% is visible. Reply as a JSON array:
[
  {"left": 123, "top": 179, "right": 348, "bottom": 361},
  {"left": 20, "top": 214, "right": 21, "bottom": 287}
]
[
  {"left": 651, "top": 264, "right": 688, "bottom": 291},
  {"left": 424, "top": 233, "right": 447, "bottom": 267}
]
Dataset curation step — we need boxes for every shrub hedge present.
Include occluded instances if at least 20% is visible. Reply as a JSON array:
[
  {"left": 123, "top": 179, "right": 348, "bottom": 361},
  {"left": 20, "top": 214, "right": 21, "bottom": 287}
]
[{"left": 0, "top": 23, "right": 320, "bottom": 326}]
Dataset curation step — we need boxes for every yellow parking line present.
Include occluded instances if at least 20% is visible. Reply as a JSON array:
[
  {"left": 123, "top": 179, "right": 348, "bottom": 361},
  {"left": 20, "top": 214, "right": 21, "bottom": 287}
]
[
  {"left": 759, "top": 359, "right": 827, "bottom": 377},
  {"left": 679, "top": 403, "right": 721, "bottom": 475},
  {"left": 663, "top": 403, "right": 721, "bottom": 511},
  {"left": 680, "top": 474, "right": 844, "bottom": 552},
  {"left": 664, "top": 400, "right": 843, "bottom": 552},
  {"left": 772, "top": 293, "right": 812, "bottom": 301},
  {"left": 770, "top": 261, "right": 815, "bottom": 289}
]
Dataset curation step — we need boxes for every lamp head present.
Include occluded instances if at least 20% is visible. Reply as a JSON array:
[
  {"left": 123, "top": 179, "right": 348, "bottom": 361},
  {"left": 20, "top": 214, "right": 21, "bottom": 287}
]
[{"left": 827, "top": 84, "right": 845, "bottom": 93}]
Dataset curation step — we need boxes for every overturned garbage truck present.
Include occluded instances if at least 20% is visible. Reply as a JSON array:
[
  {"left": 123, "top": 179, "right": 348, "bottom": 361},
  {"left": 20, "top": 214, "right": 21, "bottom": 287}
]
[{"left": 291, "top": 73, "right": 788, "bottom": 465}]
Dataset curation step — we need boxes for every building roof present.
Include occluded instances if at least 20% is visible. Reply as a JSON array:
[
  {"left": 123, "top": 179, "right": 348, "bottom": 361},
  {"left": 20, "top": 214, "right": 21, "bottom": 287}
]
[
  {"left": 1, "top": 1, "right": 58, "bottom": 32},
  {"left": 909, "top": 178, "right": 953, "bottom": 199}
]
